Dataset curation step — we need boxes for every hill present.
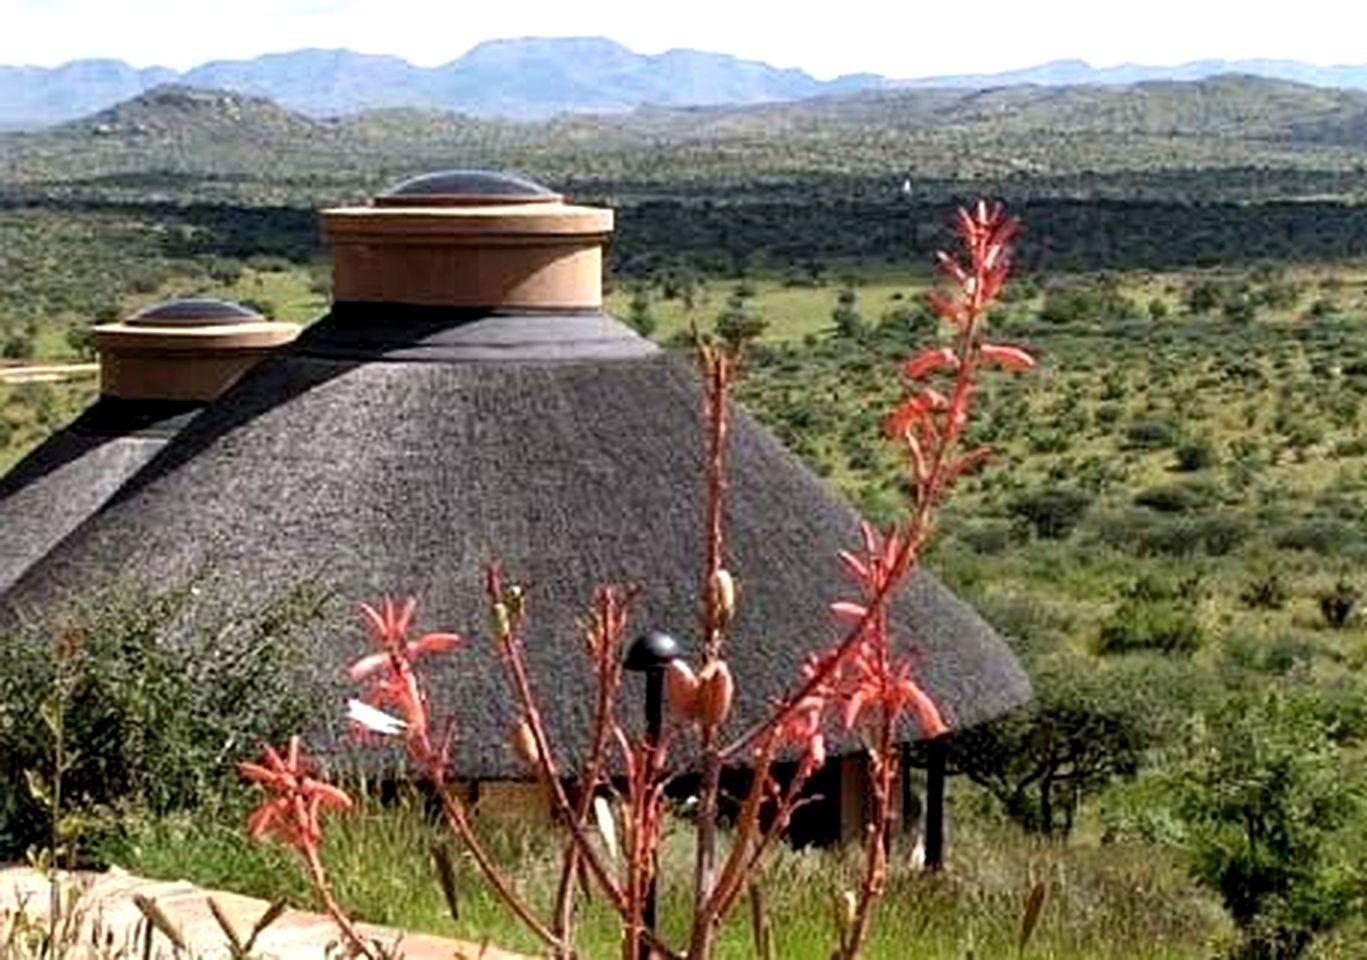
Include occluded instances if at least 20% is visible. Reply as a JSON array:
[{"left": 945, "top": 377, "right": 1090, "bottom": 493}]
[{"left": 5, "top": 75, "right": 1367, "bottom": 195}]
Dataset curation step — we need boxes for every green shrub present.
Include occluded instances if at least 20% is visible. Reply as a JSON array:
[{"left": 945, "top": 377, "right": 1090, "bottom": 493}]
[
  {"left": 1177, "top": 691, "right": 1366, "bottom": 959},
  {"left": 1008, "top": 487, "right": 1093, "bottom": 539},
  {"left": 0, "top": 577, "right": 337, "bottom": 860},
  {"left": 1240, "top": 573, "right": 1289, "bottom": 611},
  {"left": 1134, "top": 482, "right": 1216, "bottom": 514},
  {"left": 1098, "top": 598, "right": 1205, "bottom": 655},
  {"left": 1174, "top": 437, "right": 1217, "bottom": 472},
  {"left": 1318, "top": 579, "right": 1358, "bottom": 629},
  {"left": 1125, "top": 418, "right": 1179, "bottom": 449},
  {"left": 1274, "top": 519, "right": 1355, "bottom": 555}
]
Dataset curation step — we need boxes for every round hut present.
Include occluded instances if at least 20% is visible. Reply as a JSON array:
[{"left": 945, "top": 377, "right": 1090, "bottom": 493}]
[
  {"left": 0, "top": 298, "right": 297, "bottom": 593},
  {"left": 2, "top": 172, "right": 1029, "bottom": 843}
]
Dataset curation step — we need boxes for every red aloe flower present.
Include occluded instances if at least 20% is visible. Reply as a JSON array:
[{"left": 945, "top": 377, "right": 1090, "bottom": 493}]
[
  {"left": 239, "top": 735, "right": 352, "bottom": 851},
  {"left": 826, "top": 522, "right": 948, "bottom": 740},
  {"left": 979, "top": 343, "right": 1036, "bottom": 371},
  {"left": 347, "top": 596, "right": 461, "bottom": 755}
]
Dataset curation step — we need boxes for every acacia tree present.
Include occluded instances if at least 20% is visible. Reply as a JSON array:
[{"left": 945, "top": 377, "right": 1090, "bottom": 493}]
[{"left": 241, "top": 201, "right": 1035, "bottom": 960}]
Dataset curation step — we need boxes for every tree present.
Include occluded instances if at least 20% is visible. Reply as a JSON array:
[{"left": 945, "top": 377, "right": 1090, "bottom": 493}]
[
  {"left": 949, "top": 656, "right": 1154, "bottom": 837},
  {"left": 626, "top": 285, "right": 656, "bottom": 337},
  {"left": 831, "top": 281, "right": 863, "bottom": 338},
  {"left": 715, "top": 287, "right": 767, "bottom": 351}
]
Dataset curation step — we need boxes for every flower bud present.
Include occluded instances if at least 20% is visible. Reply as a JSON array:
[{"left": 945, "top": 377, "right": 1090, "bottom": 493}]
[
  {"left": 490, "top": 602, "right": 510, "bottom": 639},
  {"left": 666, "top": 660, "right": 701, "bottom": 721},
  {"left": 711, "top": 568, "right": 738, "bottom": 629},
  {"left": 509, "top": 720, "right": 540, "bottom": 772},
  {"left": 696, "top": 660, "right": 735, "bottom": 728}
]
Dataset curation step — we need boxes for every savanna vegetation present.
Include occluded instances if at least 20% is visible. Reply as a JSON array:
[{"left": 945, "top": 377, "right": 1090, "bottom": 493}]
[{"left": 6, "top": 74, "right": 1367, "bottom": 958}]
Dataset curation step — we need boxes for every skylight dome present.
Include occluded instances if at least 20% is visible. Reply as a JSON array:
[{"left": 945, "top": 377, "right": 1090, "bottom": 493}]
[
  {"left": 126, "top": 297, "right": 264, "bottom": 327},
  {"left": 374, "top": 169, "right": 562, "bottom": 207}
]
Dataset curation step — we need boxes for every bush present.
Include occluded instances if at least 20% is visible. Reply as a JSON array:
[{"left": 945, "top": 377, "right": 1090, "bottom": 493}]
[
  {"left": 1098, "top": 600, "right": 1205, "bottom": 655},
  {"left": 1240, "top": 573, "right": 1290, "bottom": 611},
  {"left": 0, "top": 578, "right": 336, "bottom": 859},
  {"left": 1274, "top": 519, "right": 1355, "bottom": 554},
  {"left": 1174, "top": 437, "right": 1217, "bottom": 471},
  {"left": 1008, "top": 487, "right": 1093, "bottom": 539},
  {"left": 1318, "top": 580, "right": 1358, "bottom": 629},
  {"left": 1134, "top": 481, "right": 1217, "bottom": 514},
  {"left": 1125, "top": 418, "right": 1180, "bottom": 449},
  {"left": 1177, "top": 691, "right": 1366, "bottom": 959}
]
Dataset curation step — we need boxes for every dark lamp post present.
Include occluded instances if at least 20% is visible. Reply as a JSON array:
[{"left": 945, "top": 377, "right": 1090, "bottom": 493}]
[{"left": 623, "top": 630, "right": 683, "bottom": 958}]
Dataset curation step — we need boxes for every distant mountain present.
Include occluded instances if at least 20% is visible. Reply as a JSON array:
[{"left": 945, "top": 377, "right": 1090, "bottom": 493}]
[
  {"left": 0, "top": 38, "right": 885, "bottom": 127},
  {"left": 5, "top": 41, "right": 1367, "bottom": 130},
  {"left": 900, "top": 57, "right": 1367, "bottom": 91},
  {"left": 0, "top": 58, "right": 176, "bottom": 127}
]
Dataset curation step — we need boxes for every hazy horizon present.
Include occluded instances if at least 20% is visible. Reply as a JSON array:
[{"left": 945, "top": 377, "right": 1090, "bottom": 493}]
[{"left": 4, "top": 0, "right": 1365, "bottom": 80}]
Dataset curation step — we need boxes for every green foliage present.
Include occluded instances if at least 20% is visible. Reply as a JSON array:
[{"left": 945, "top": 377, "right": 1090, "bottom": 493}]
[
  {"left": 1318, "top": 580, "right": 1358, "bottom": 629},
  {"left": 831, "top": 281, "right": 863, "bottom": 339},
  {"left": 1098, "top": 600, "right": 1206, "bottom": 655},
  {"left": 0, "top": 577, "right": 337, "bottom": 859},
  {"left": 626, "top": 285, "right": 656, "bottom": 337},
  {"left": 715, "top": 287, "right": 768, "bottom": 350},
  {"left": 1240, "top": 573, "right": 1290, "bottom": 611},
  {"left": 1173, "top": 437, "right": 1218, "bottom": 472},
  {"left": 948, "top": 656, "right": 1159, "bottom": 837},
  {"left": 1177, "top": 691, "right": 1366, "bottom": 959},
  {"left": 1007, "top": 487, "right": 1093, "bottom": 539},
  {"left": 1097, "top": 574, "right": 1206, "bottom": 655}
]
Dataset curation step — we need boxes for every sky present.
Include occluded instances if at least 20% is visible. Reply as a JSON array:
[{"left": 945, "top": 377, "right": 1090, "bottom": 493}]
[{"left": 4, "top": 0, "right": 1367, "bottom": 78}]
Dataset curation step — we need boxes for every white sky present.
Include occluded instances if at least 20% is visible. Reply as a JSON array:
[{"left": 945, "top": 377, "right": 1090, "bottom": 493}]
[{"left": 4, "top": 0, "right": 1367, "bottom": 78}]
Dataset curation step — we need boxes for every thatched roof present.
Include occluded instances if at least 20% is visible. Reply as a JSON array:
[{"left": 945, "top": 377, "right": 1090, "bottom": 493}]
[
  {"left": 0, "top": 296, "right": 298, "bottom": 595},
  {"left": 2, "top": 304, "right": 1030, "bottom": 777},
  {"left": 0, "top": 397, "right": 199, "bottom": 595}
]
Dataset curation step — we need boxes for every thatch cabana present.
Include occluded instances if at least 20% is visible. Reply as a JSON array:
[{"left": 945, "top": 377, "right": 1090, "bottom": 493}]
[
  {"left": 2, "top": 173, "right": 1029, "bottom": 845},
  {"left": 0, "top": 299, "right": 297, "bottom": 594}
]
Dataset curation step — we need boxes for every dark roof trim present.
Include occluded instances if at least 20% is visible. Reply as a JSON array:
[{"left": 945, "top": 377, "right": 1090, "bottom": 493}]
[{"left": 294, "top": 304, "right": 660, "bottom": 363}]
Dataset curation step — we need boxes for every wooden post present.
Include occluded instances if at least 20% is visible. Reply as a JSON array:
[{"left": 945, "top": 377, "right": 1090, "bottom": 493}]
[{"left": 923, "top": 738, "right": 947, "bottom": 871}]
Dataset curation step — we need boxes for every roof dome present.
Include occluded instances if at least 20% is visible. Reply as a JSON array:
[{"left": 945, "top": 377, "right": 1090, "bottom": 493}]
[
  {"left": 375, "top": 170, "right": 563, "bottom": 207},
  {"left": 126, "top": 297, "right": 263, "bottom": 327}
]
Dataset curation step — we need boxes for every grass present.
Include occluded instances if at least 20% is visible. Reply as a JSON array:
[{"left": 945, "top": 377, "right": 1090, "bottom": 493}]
[{"left": 100, "top": 782, "right": 1226, "bottom": 960}]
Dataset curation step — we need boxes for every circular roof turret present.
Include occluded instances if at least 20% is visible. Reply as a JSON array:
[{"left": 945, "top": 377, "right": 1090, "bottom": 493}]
[
  {"left": 374, "top": 170, "right": 563, "bottom": 208},
  {"left": 126, "top": 298, "right": 264, "bottom": 328}
]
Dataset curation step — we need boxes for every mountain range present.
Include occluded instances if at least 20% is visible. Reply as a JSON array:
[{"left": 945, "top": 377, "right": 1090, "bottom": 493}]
[{"left": 3, "top": 38, "right": 1367, "bottom": 129}]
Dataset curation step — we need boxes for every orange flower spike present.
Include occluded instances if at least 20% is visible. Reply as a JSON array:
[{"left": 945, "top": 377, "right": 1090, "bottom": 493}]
[
  {"left": 240, "top": 739, "right": 352, "bottom": 853},
  {"left": 836, "top": 549, "right": 870, "bottom": 584},
  {"left": 406, "top": 632, "right": 462, "bottom": 659},
  {"left": 902, "top": 347, "right": 959, "bottom": 381},
  {"left": 904, "top": 680, "right": 948, "bottom": 740},
  {"left": 979, "top": 343, "right": 1036, "bottom": 371},
  {"left": 934, "top": 251, "right": 969, "bottom": 286}
]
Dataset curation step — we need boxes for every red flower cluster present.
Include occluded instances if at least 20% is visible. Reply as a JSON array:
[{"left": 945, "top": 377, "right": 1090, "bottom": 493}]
[
  {"left": 347, "top": 596, "right": 461, "bottom": 754},
  {"left": 239, "top": 735, "right": 352, "bottom": 852},
  {"left": 887, "top": 201, "right": 1035, "bottom": 499}
]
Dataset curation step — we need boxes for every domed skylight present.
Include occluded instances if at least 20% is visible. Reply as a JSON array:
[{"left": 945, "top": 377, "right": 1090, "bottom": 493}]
[
  {"left": 374, "top": 170, "right": 562, "bottom": 208},
  {"left": 125, "top": 298, "right": 263, "bottom": 328}
]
